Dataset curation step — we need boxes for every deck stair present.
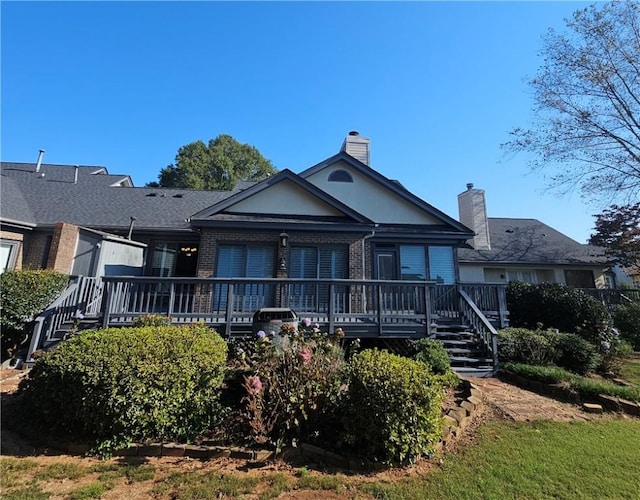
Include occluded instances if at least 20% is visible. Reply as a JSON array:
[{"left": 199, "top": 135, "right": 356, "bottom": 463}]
[
  {"left": 34, "top": 318, "right": 101, "bottom": 352},
  {"left": 433, "top": 320, "right": 495, "bottom": 376}
]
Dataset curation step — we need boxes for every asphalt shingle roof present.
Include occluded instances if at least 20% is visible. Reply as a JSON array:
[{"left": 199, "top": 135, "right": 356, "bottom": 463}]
[
  {"left": 1, "top": 162, "right": 245, "bottom": 231},
  {"left": 458, "top": 217, "right": 607, "bottom": 266}
]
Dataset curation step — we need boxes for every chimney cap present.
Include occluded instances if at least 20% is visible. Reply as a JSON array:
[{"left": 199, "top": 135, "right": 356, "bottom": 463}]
[
  {"left": 348, "top": 130, "right": 359, "bottom": 136},
  {"left": 466, "top": 183, "right": 474, "bottom": 190}
]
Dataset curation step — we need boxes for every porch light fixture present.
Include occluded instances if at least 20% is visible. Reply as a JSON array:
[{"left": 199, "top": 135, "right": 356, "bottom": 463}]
[{"left": 279, "top": 232, "right": 289, "bottom": 248}]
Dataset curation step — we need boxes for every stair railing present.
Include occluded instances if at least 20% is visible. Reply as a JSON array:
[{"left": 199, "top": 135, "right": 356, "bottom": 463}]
[
  {"left": 26, "top": 275, "right": 104, "bottom": 361},
  {"left": 459, "top": 288, "right": 499, "bottom": 371}
]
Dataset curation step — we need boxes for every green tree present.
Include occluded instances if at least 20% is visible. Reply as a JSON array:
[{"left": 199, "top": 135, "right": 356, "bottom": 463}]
[
  {"left": 503, "top": 1, "right": 640, "bottom": 202},
  {"left": 589, "top": 202, "right": 640, "bottom": 268},
  {"left": 149, "top": 134, "right": 276, "bottom": 190}
]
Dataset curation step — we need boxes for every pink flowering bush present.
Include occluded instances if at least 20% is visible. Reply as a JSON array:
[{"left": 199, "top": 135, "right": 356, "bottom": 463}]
[{"left": 241, "top": 322, "right": 347, "bottom": 450}]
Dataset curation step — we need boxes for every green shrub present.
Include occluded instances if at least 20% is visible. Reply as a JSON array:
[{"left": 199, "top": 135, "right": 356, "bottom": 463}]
[
  {"left": 506, "top": 282, "right": 611, "bottom": 343},
  {"left": 498, "top": 327, "right": 557, "bottom": 366},
  {"left": 613, "top": 303, "right": 640, "bottom": 351},
  {"left": 240, "top": 331, "right": 347, "bottom": 450},
  {"left": 551, "top": 332, "right": 599, "bottom": 376},
  {"left": 0, "top": 269, "right": 69, "bottom": 358},
  {"left": 498, "top": 327, "right": 599, "bottom": 375},
  {"left": 413, "top": 338, "right": 451, "bottom": 374},
  {"left": 21, "top": 324, "right": 227, "bottom": 453},
  {"left": 132, "top": 314, "right": 172, "bottom": 327},
  {"left": 341, "top": 349, "right": 444, "bottom": 464}
]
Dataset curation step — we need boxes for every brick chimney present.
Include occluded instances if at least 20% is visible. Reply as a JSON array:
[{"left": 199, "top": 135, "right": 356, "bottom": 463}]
[
  {"left": 341, "top": 131, "right": 370, "bottom": 166},
  {"left": 458, "top": 183, "right": 491, "bottom": 250}
]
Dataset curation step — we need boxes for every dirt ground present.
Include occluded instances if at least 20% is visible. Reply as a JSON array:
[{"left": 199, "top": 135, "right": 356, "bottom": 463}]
[{"left": 0, "top": 368, "right": 616, "bottom": 499}]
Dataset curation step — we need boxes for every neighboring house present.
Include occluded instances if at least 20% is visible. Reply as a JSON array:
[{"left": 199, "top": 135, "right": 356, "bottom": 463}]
[{"left": 456, "top": 184, "right": 611, "bottom": 288}]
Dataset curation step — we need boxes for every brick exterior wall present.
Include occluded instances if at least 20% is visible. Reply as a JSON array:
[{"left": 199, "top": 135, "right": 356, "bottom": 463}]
[
  {"left": 197, "top": 229, "right": 369, "bottom": 279},
  {"left": 23, "top": 231, "right": 53, "bottom": 270},
  {"left": 47, "top": 222, "right": 79, "bottom": 274},
  {"left": 0, "top": 230, "right": 25, "bottom": 271}
]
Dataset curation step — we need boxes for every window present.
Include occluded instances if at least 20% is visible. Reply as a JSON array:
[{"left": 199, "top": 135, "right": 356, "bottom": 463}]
[
  {"left": 0, "top": 240, "right": 19, "bottom": 274},
  {"left": 506, "top": 270, "right": 537, "bottom": 284},
  {"left": 150, "top": 242, "right": 199, "bottom": 277},
  {"left": 373, "top": 244, "right": 456, "bottom": 284},
  {"left": 290, "top": 245, "right": 347, "bottom": 311},
  {"left": 400, "top": 246, "right": 426, "bottom": 280},
  {"left": 215, "top": 244, "right": 276, "bottom": 310},
  {"left": 564, "top": 270, "right": 595, "bottom": 288},
  {"left": 328, "top": 169, "right": 353, "bottom": 182},
  {"left": 428, "top": 246, "right": 455, "bottom": 284}
]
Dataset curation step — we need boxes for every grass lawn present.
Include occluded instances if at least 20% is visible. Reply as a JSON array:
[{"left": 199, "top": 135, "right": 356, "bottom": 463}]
[
  {"left": 2, "top": 419, "right": 640, "bottom": 499},
  {"left": 364, "top": 419, "right": 640, "bottom": 500},
  {"left": 620, "top": 357, "right": 640, "bottom": 387}
]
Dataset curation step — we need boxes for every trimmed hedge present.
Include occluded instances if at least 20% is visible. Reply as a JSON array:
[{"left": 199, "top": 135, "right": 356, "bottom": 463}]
[
  {"left": 506, "top": 282, "right": 610, "bottom": 343},
  {"left": 341, "top": 349, "right": 444, "bottom": 464},
  {"left": 21, "top": 324, "right": 228, "bottom": 453},
  {"left": 498, "top": 327, "right": 598, "bottom": 375},
  {"left": 0, "top": 269, "right": 69, "bottom": 358},
  {"left": 412, "top": 338, "right": 452, "bottom": 375}
]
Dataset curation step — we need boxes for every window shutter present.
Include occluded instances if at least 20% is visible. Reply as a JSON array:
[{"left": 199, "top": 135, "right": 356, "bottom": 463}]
[
  {"left": 290, "top": 247, "right": 318, "bottom": 279},
  {"left": 319, "top": 247, "right": 347, "bottom": 279},
  {"left": 216, "top": 245, "right": 245, "bottom": 277},
  {"left": 246, "top": 246, "right": 275, "bottom": 278}
]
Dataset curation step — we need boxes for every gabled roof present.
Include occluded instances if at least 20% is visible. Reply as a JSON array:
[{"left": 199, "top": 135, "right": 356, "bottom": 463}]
[
  {"left": 191, "top": 169, "right": 374, "bottom": 229},
  {"left": 458, "top": 218, "right": 608, "bottom": 266},
  {"left": 299, "top": 151, "right": 474, "bottom": 236},
  {"left": 1, "top": 162, "right": 240, "bottom": 232}
]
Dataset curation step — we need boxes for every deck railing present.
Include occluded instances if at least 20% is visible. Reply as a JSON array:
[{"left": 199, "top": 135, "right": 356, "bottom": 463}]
[
  {"left": 99, "top": 276, "right": 508, "bottom": 338},
  {"left": 579, "top": 288, "right": 640, "bottom": 311},
  {"left": 459, "top": 289, "right": 499, "bottom": 370},
  {"left": 27, "top": 276, "right": 104, "bottom": 360}
]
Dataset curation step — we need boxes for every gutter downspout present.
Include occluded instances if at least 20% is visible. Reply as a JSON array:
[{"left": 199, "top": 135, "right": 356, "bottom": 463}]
[{"left": 361, "top": 227, "right": 377, "bottom": 280}]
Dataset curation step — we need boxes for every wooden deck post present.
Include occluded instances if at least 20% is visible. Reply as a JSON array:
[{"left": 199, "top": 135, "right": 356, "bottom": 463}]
[{"left": 224, "top": 283, "right": 234, "bottom": 337}]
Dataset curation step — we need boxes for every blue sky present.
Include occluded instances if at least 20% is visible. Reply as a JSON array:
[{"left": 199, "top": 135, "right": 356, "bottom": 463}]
[{"left": 2, "top": 0, "right": 601, "bottom": 243}]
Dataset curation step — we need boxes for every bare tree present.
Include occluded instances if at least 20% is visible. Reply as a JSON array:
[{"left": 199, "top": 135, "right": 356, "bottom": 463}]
[{"left": 504, "top": 1, "right": 640, "bottom": 203}]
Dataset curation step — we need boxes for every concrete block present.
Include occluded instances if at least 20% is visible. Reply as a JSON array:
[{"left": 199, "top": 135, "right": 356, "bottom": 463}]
[
  {"left": 229, "top": 447, "right": 254, "bottom": 460},
  {"left": 254, "top": 449, "right": 274, "bottom": 462},
  {"left": 582, "top": 403, "right": 603, "bottom": 414},
  {"left": 138, "top": 443, "right": 162, "bottom": 457},
  {"left": 448, "top": 408, "right": 468, "bottom": 423},
  {"left": 597, "top": 394, "right": 620, "bottom": 411},
  {"left": 619, "top": 399, "right": 640, "bottom": 416},
  {"left": 114, "top": 444, "right": 139, "bottom": 457},
  {"left": 443, "top": 415, "right": 457, "bottom": 429},
  {"left": 460, "top": 401, "right": 475, "bottom": 414},
  {"left": 161, "top": 443, "right": 185, "bottom": 457}
]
